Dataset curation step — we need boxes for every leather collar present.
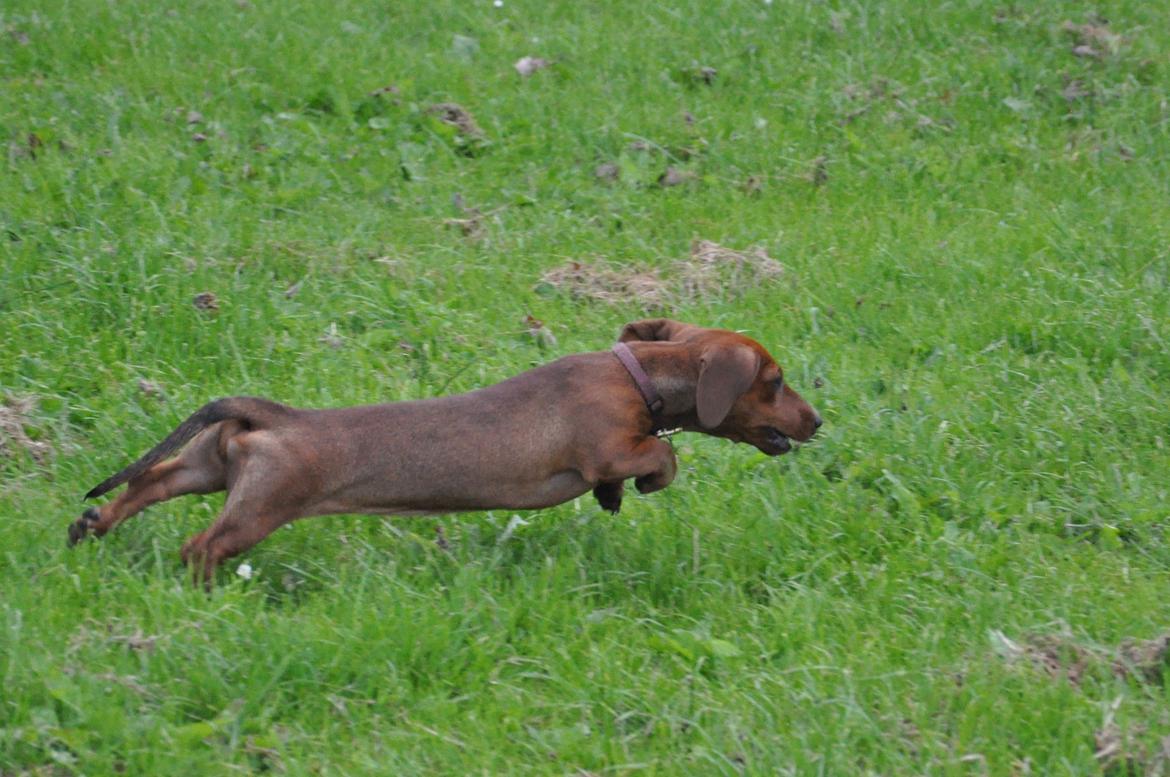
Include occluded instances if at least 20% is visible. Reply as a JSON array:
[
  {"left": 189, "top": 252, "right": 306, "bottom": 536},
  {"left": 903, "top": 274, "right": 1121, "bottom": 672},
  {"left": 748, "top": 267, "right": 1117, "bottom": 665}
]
[{"left": 611, "top": 342, "right": 664, "bottom": 416}]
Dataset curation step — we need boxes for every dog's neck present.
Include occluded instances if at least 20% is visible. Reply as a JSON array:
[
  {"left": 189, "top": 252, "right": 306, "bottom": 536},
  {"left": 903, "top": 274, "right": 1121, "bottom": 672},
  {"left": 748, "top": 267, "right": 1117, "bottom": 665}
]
[{"left": 622, "top": 343, "right": 702, "bottom": 428}]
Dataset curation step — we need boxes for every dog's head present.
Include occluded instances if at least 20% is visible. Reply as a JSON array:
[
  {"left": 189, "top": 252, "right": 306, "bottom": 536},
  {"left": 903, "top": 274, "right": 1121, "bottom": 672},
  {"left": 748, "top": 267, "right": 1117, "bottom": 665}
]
[{"left": 619, "top": 319, "right": 822, "bottom": 455}]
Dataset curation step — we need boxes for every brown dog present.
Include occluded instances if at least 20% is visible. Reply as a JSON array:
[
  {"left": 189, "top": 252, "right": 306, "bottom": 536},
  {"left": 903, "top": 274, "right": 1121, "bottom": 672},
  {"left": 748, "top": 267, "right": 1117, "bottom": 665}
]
[{"left": 70, "top": 319, "right": 821, "bottom": 580}]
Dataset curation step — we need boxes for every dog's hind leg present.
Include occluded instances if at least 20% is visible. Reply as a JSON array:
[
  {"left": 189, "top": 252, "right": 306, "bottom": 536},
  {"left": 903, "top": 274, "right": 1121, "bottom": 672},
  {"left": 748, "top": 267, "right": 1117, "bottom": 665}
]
[
  {"left": 180, "top": 500, "right": 302, "bottom": 588},
  {"left": 178, "top": 447, "right": 309, "bottom": 586},
  {"left": 68, "top": 425, "right": 232, "bottom": 546}
]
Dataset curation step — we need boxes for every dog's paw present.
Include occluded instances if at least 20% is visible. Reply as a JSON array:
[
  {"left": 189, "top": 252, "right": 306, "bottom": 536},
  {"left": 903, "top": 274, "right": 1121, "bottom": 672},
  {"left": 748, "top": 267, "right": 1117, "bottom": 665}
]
[
  {"left": 67, "top": 507, "right": 101, "bottom": 547},
  {"left": 592, "top": 482, "right": 624, "bottom": 514}
]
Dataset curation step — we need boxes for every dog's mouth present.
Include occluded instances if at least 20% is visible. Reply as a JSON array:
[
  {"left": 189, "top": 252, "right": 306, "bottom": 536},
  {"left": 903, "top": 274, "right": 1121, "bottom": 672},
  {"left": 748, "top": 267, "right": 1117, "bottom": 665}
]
[{"left": 757, "top": 427, "right": 792, "bottom": 456}]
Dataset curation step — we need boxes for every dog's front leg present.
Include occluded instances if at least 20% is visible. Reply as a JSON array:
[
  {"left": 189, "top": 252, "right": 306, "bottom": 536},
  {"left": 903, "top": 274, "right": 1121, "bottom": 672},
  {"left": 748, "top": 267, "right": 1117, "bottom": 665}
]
[
  {"left": 630, "top": 437, "right": 677, "bottom": 495},
  {"left": 592, "top": 481, "right": 624, "bottom": 514},
  {"left": 590, "top": 437, "right": 677, "bottom": 512}
]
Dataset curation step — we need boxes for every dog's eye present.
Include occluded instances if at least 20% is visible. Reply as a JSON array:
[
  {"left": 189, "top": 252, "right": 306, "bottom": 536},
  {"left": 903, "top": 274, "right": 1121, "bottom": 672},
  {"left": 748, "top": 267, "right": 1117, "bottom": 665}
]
[{"left": 772, "top": 377, "right": 784, "bottom": 392}]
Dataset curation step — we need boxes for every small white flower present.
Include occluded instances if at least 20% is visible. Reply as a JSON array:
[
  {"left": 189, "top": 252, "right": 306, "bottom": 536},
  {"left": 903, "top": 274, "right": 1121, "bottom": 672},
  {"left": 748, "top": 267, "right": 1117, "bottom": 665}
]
[
  {"left": 236, "top": 562, "right": 254, "bottom": 580},
  {"left": 514, "top": 56, "right": 550, "bottom": 77},
  {"left": 493, "top": 0, "right": 503, "bottom": 7},
  {"left": 755, "top": 117, "right": 768, "bottom": 129},
  {"left": 763, "top": 0, "right": 773, "bottom": 5}
]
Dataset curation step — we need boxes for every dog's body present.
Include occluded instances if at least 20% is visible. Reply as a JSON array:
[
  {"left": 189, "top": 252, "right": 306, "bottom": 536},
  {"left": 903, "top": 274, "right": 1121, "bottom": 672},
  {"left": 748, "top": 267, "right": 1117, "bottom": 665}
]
[{"left": 71, "top": 320, "right": 821, "bottom": 581}]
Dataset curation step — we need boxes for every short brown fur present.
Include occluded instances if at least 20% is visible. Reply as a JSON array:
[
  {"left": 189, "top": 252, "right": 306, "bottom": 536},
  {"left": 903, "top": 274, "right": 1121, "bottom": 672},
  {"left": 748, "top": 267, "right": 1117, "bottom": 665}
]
[{"left": 70, "top": 320, "right": 821, "bottom": 583}]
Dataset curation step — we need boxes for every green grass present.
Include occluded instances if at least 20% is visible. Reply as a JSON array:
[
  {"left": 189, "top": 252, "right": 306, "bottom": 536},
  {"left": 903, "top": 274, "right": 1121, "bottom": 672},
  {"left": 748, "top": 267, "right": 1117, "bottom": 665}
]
[{"left": 3, "top": 0, "right": 1170, "bottom": 773}]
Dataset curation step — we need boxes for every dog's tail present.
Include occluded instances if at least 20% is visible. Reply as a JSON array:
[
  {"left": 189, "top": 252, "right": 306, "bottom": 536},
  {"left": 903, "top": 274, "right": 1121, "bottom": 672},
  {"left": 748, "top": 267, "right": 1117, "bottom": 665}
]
[{"left": 84, "top": 397, "right": 292, "bottom": 500}]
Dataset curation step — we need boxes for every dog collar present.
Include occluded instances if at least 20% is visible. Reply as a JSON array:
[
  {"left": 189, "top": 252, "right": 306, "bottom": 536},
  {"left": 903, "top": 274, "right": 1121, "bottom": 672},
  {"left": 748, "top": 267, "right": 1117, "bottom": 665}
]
[{"left": 611, "top": 342, "right": 665, "bottom": 416}]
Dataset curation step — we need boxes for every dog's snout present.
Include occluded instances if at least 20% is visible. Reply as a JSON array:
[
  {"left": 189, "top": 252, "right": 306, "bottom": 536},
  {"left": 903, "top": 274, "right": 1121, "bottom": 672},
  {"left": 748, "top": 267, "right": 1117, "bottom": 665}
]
[{"left": 813, "top": 415, "right": 823, "bottom": 431}]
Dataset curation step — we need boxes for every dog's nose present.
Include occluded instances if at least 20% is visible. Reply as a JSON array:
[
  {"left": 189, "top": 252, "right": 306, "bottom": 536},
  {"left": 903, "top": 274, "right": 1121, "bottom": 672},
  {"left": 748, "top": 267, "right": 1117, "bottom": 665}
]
[{"left": 812, "top": 415, "right": 823, "bottom": 431}]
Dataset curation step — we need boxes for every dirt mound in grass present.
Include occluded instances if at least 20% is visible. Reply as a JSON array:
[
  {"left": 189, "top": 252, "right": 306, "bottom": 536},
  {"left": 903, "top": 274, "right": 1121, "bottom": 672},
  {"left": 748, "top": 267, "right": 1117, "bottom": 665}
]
[
  {"left": 538, "top": 240, "right": 786, "bottom": 307},
  {"left": 993, "top": 629, "right": 1170, "bottom": 772},
  {"left": 992, "top": 629, "right": 1170, "bottom": 687},
  {"left": 0, "top": 395, "right": 51, "bottom": 463}
]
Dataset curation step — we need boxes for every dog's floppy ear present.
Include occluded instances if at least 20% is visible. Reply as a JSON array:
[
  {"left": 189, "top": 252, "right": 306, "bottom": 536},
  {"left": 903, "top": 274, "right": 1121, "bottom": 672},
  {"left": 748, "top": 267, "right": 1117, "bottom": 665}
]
[
  {"left": 696, "top": 346, "right": 760, "bottom": 428},
  {"left": 618, "top": 319, "right": 701, "bottom": 343}
]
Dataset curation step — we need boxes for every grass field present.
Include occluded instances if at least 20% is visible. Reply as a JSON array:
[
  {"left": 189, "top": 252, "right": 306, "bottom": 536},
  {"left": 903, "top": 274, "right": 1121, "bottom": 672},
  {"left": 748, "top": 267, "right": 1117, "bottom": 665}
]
[{"left": 3, "top": 0, "right": 1170, "bottom": 773}]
